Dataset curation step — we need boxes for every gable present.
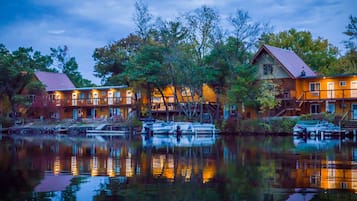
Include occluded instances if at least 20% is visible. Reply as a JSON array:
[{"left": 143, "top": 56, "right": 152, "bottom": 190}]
[
  {"left": 253, "top": 51, "right": 291, "bottom": 79},
  {"left": 252, "top": 45, "right": 316, "bottom": 79}
]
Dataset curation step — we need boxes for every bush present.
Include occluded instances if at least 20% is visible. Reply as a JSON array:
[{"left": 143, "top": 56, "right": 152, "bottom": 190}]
[
  {"left": 300, "top": 112, "right": 335, "bottom": 122},
  {"left": 235, "top": 117, "right": 298, "bottom": 134}
]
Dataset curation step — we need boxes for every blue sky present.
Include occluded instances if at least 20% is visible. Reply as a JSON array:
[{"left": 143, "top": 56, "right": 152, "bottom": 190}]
[{"left": 0, "top": 0, "right": 356, "bottom": 84}]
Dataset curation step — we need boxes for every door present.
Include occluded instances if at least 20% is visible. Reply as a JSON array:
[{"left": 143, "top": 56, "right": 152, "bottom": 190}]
[
  {"left": 352, "top": 81, "right": 357, "bottom": 98},
  {"left": 108, "top": 91, "right": 113, "bottom": 105},
  {"left": 73, "top": 109, "right": 78, "bottom": 120},
  {"left": 91, "top": 108, "right": 96, "bottom": 119},
  {"left": 326, "top": 102, "right": 335, "bottom": 113},
  {"left": 327, "top": 82, "right": 334, "bottom": 98},
  {"left": 72, "top": 93, "right": 77, "bottom": 106},
  {"left": 126, "top": 90, "right": 132, "bottom": 104},
  {"left": 55, "top": 94, "right": 61, "bottom": 106},
  {"left": 352, "top": 104, "right": 357, "bottom": 120},
  {"left": 93, "top": 92, "right": 99, "bottom": 105},
  {"left": 115, "top": 91, "right": 121, "bottom": 104}
]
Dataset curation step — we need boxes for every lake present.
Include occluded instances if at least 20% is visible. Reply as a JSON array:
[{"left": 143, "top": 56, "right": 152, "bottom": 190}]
[{"left": 0, "top": 133, "right": 357, "bottom": 201}]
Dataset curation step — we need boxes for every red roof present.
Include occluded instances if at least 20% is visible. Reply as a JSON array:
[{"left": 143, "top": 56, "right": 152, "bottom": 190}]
[
  {"left": 35, "top": 71, "right": 75, "bottom": 91},
  {"left": 253, "top": 45, "right": 316, "bottom": 78}
]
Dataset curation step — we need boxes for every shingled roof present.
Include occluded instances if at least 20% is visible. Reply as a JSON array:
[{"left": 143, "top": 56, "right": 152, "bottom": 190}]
[
  {"left": 35, "top": 71, "right": 75, "bottom": 91},
  {"left": 252, "top": 44, "right": 316, "bottom": 78}
]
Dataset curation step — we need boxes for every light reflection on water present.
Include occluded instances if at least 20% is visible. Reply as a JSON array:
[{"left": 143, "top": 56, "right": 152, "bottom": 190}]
[{"left": 1, "top": 134, "right": 357, "bottom": 201}]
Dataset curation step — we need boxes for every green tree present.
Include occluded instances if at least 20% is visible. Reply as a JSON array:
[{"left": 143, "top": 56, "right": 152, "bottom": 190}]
[
  {"left": 0, "top": 44, "right": 50, "bottom": 122},
  {"left": 126, "top": 44, "right": 166, "bottom": 119},
  {"left": 256, "top": 79, "right": 282, "bottom": 115},
  {"left": 343, "top": 15, "right": 357, "bottom": 50},
  {"left": 327, "top": 15, "right": 357, "bottom": 75},
  {"left": 260, "top": 29, "right": 339, "bottom": 74},
  {"left": 50, "top": 45, "right": 93, "bottom": 87}
]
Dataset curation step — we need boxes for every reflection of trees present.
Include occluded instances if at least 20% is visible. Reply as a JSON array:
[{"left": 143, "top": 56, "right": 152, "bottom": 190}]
[
  {"left": 60, "top": 177, "right": 87, "bottom": 201},
  {"left": 0, "top": 140, "right": 43, "bottom": 200}
]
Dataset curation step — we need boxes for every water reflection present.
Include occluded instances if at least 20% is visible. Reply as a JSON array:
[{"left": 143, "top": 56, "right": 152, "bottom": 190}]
[{"left": 1, "top": 134, "right": 357, "bottom": 200}]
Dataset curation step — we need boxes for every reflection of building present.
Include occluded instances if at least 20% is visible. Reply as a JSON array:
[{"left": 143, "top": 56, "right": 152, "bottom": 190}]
[
  {"left": 18, "top": 137, "right": 216, "bottom": 184},
  {"left": 293, "top": 149, "right": 357, "bottom": 191}
]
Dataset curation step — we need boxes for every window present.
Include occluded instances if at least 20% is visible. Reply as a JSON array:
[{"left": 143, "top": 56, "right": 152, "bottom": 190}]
[
  {"left": 263, "top": 64, "right": 273, "bottom": 75},
  {"left": 181, "top": 87, "right": 192, "bottom": 96},
  {"left": 310, "top": 104, "right": 320, "bottom": 114},
  {"left": 79, "top": 93, "right": 85, "bottom": 99},
  {"left": 309, "top": 82, "right": 320, "bottom": 96},
  {"left": 326, "top": 102, "right": 335, "bottom": 113},
  {"left": 340, "top": 81, "right": 346, "bottom": 87},
  {"left": 26, "top": 95, "right": 36, "bottom": 103}
]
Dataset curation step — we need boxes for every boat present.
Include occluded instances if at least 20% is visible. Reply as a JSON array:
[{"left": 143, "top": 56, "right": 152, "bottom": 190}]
[
  {"left": 141, "top": 134, "right": 217, "bottom": 148},
  {"left": 141, "top": 120, "right": 219, "bottom": 135},
  {"left": 191, "top": 123, "right": 219, "bottom": 134},
  {"left": 86, "top": 124, "right": 129, "bottom": 136},
  {"left": 171, "top": 122, "right": 195, "bottom": 135}
]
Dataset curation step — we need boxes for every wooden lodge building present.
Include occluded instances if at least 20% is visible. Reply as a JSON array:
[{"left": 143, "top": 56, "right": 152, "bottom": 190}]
[
  {"left": 249, "top": 45, "right": 357, "bottom": 121},
  {"left": 23, "top": 45, "right": 357, "bottom": 121},
  {"left": 33, "top": 71, "right": 134, "bottom": 120}
]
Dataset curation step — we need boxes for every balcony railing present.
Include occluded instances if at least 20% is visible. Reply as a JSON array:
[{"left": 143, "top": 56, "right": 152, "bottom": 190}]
[
  {"left": 52, "top": 97, "right": 135, "bottom": 107},
  {"left": 303, "top": 89, "right": 357, "bottom": 100}
]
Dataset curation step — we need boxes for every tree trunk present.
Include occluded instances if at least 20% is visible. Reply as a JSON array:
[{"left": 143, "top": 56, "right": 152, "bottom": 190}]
[
  {"left": 157, "top": 88, "right": 169, "bottom": 121},
  {"left": 146, "top": 84, "right": 152, "bottom": 119}
]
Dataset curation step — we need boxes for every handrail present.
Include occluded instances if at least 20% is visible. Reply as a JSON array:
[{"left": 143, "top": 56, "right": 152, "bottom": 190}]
[
  {"left": 296, "top": 93, "right": 305, "bottom": 107},
  {"left": 339, "top": 111, "right": 349, "bottom": 130}
]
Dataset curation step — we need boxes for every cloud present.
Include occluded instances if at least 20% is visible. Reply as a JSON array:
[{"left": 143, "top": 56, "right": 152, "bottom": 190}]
[
  {"left": 48, "top": 29, "right": 65, "bottom": 35},
  {"left": 1, "top": 0, "right": 356, "bottom": 84}
]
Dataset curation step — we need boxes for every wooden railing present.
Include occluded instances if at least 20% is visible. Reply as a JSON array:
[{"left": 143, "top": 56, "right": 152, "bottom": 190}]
[
  {"left": 50, "top": 97, "right": 134, "bottom": 107},
  {"left": 303, "top": 89, "right": 357, "bottom": 100}
]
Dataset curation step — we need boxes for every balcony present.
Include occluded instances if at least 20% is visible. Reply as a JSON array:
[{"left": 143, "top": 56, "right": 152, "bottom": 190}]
[
  {"left": 52, "top": 97, "right": 135, "bottom": 107},
  {"left": 302, "top": 89, "right": 357, "bottom": 101}
]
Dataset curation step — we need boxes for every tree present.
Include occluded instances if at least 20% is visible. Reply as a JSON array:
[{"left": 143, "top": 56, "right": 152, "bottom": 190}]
[
  {"left": 126, "top": 44, "right": 166, "bottom": 119},
  {"left": 185, "top": 5, "right": 220, "bottom": 63},
  {"left": 259, "top": 29, "right": 339, "bottom": 74},
  {"left": 133, "top": 0, "right": 153, "bottom": 43},
  {"left": 228, "top": 10, "right": 269, "bottom": 63},
  {"left": 343, "top": 15, "right": 357, "bottom": 50},
  {"left": 256, "top": 79, "right": 282, "bottom": 115},
  {"left": 50, "top": 45, "right": 93, "bottom": 87},
  {"left": 227, "top": 64, "right": 258, "bottom": 107},
  {"left": 93, "top": 41, "right": 132, "bottom": 85},
  {"left": 0, "top": 44, "right": 49, "bottom": 122}
]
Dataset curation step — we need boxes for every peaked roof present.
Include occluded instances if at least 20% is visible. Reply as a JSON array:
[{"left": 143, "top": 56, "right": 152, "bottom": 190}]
[
  {"left": 35, "top": 71, "right": 75, "bottom": 91},
  {"left": 252, "top": 44, "right": 316, "bottom": 78}
]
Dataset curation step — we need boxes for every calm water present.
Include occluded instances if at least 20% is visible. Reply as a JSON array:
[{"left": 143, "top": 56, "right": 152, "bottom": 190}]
[{"left": 1, "top": 133, "right": 357, "bottom": 201}]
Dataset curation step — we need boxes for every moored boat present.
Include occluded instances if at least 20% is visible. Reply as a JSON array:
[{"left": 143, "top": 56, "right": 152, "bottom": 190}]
[{"left": 86, "top": 124, "right": 129, "bottom": 136}]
